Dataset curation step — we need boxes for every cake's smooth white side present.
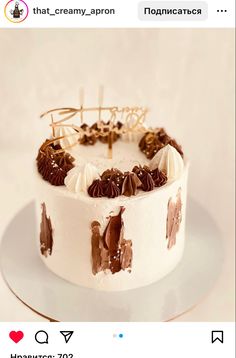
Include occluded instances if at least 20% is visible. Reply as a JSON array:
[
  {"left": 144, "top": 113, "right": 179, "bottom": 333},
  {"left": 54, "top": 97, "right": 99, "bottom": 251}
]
[{"left": 35, "top": 164, "right": 189, "bottom": 291}]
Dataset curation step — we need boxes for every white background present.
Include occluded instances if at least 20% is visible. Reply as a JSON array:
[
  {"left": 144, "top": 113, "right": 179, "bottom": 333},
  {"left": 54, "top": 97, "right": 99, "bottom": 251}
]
[{"left": 0, "top": 28, "right": 235, "bottom": 321}]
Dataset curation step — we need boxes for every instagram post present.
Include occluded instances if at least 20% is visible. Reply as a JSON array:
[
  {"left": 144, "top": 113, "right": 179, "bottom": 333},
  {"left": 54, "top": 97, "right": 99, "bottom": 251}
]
[{"left": 0, "top": 0, "right": 235, "bottom": 357}]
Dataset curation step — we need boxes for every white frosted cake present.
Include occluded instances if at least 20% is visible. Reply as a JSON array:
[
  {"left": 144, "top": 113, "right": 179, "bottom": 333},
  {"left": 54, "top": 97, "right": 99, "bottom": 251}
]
[{"left": 35, "top": 105, "right": 189, "bottom": 291}]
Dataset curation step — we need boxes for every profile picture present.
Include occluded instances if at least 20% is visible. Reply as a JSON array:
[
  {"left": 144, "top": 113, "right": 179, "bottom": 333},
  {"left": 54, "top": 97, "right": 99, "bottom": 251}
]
[{"left": 4, "top": 0, "right": 29, "bottom": 23}]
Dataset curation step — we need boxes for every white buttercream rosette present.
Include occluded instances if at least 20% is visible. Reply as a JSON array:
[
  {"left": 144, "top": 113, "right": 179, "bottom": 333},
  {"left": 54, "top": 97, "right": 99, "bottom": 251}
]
[
  {"left": 149, "top": 144, "right": 184, "bottom": 181},
  {"left": 64, "top": 163, "right": 100, "bottom": 193},
  {"left": 54, "top": 126, "right": 79, "bottom": 149}
]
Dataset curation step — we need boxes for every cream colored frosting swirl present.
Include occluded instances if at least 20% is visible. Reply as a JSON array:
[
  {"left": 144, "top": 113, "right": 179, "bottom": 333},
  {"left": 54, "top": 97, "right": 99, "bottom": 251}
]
[
  {"left": 54, "top": 126, "right": 79, "bottom": 149},
  {"left": 149, "top": 144, "right": 184, "bottom": 181},
  {"left": 64, "top": 163, "right": 100, "bottom": 193}
]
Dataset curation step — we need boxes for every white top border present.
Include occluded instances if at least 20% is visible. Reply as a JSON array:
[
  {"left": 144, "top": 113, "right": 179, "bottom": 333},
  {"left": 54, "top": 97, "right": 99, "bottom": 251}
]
[{"left": 0, "top": 0, "right": 235, "bottom": 28}]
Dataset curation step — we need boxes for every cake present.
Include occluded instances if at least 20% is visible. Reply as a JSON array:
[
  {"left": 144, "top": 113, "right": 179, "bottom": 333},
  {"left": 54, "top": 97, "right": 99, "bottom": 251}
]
[{"left": 35, "top": 104, "right": 189, "bottom": 291}]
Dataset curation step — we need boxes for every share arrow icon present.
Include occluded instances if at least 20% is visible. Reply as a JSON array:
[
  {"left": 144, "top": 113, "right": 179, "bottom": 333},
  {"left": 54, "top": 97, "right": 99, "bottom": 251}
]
[{"left": 60, "top": 331, "right": 74, "bottom": 343}]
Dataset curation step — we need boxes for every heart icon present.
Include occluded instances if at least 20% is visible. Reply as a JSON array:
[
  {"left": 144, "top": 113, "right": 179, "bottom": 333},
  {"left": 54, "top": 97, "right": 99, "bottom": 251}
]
[{"left": 9, "top": 331, "right": 24, "bottom": 343}]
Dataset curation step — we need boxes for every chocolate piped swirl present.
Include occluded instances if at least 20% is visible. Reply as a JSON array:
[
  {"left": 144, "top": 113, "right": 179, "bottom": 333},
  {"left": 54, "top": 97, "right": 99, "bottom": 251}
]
[
  {"left": 139, "top": 128, "right": 183, "bottom": 159},
  {"left": 79, "top": 124, "right": 97, "bottom": 145},
  {"left": 101, "top": 168, "right": 124, "bottom": 189},
  {"left": 121, "top": 172, "right": 142, "bottom": 196},
  {"left": 132, "top": 165, "right": 155, "bottom": 192},
  {"left": 95, "top": 121, "right": 123, "bottom": 144},
  {"left": 151, "top": 168, "right": 167, "bottom": 187},
  {"left": 88, "top": 179, "right": 104, "bottom": 198},
  {"left": 36, "top": 140, "right": 75, "bottom": 186},
  {"left": 103, "top": 180, "right": 120, "bottom": 198},
  {"left": 140, "top": 171, "right": 155, "bottom": 192},
  {"left": 87, "top": 165, "right": 167, "bottom": 198}
]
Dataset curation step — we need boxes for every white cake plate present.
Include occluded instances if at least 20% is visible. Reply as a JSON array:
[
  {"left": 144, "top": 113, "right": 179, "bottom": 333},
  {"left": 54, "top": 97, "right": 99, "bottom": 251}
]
[{"left": 0, "top": 199, "right": 223, "bottom": 322}]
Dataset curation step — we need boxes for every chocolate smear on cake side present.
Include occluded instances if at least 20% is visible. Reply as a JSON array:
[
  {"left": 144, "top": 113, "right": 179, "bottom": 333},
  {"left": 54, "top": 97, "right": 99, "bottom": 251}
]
[
  {"left": 91, "top": 221, "right": 103, "bottom": 274},
  {"left": 40, "top": 203, "right": 53, "bottom": 257},
  {"left": 120, "top": 239, "right": 133, "bottom": 272},
  {"left": 103, "top": 207, "right": 125, "bottom": 274},
  {"left": 166, "top": 188, "right": 182, "bottom": 250},
  {"left": 91, "top": 207, "right": 133, "bottom": 275}
]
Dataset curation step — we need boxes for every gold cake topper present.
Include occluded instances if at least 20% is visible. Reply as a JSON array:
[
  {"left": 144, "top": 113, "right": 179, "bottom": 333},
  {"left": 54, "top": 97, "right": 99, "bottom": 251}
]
[{"left": 40, "top": 88, "right": 149, "bottom": 158}]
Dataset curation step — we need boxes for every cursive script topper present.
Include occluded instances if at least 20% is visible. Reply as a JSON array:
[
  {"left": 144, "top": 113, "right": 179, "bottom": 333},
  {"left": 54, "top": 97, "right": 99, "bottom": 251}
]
[{"left": 41, "top": 105, "right": 149, "bottom": 156}]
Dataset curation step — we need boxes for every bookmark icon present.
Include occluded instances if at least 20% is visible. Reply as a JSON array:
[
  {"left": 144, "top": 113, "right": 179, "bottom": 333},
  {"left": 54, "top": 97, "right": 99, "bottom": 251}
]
[
  {"left": 60, "top": 331, "right": 74, "bottom": 343},
  {"left": 211, "top": 331, "right": 224, "bottom": 344}
]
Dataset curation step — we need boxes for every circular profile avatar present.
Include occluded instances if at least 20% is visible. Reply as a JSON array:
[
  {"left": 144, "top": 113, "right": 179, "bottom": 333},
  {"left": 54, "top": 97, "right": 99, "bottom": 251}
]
[{"left": 4, "top": 0, "right": 29, "bottom": 23}]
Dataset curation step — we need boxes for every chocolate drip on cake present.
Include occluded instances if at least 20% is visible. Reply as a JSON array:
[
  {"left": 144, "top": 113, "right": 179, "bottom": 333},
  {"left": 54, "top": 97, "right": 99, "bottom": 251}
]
[
  {"left": 166, "top": 188, "right": 182, "bottom": 249},
  {"left": 40, "top": 203, "right": 53, "bottom": 257},
  {"left": 91, "top": 207, "right": 132, "bottom": 275}
]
